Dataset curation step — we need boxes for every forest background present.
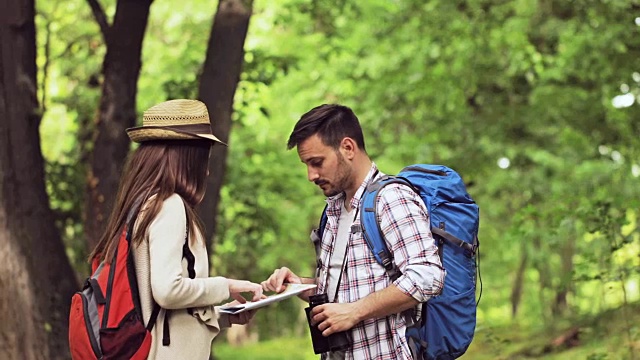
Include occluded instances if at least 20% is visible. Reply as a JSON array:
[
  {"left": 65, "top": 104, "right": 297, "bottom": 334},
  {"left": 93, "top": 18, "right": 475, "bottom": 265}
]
[{"left": 1, "top": 0, "right": 639, "bottom": 359}]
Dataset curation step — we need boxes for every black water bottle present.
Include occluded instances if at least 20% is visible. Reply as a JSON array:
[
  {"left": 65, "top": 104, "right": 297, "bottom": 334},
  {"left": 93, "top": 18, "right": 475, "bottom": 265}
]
[{"left": 305, "top": 293, "right": 350, "bottom": 354}]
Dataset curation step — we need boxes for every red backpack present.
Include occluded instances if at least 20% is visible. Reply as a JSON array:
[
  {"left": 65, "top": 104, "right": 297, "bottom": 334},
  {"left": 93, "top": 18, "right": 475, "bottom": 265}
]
[
  {"left": 68, "top": 215, "right": 194, "bottom": 359},
  {"left": 68, "top": 219, "right": 159, "bottom": 360}
]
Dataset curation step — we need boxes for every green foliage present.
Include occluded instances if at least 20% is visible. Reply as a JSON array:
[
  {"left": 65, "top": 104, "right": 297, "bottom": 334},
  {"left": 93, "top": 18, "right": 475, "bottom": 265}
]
[
  {"left": 36, "top": 0, "right": 106, "bottom": 281},
  {"left": 213, "top": 301, "right": 640, "bottom": 359},
  {"left": 138, "top": 0, "right": 213, "bottom": 108},
  {"left": 213, "top": 69, "right": 323, "bottom": 338},
  {"left": 45, "top": 156, "right": 87, "bottom": 281},
  {"left": 214, "top": 336, "right": 317, "bottom": 360},
  {"left": 35, "top": 0, "right": 640, "bottom": 350}
]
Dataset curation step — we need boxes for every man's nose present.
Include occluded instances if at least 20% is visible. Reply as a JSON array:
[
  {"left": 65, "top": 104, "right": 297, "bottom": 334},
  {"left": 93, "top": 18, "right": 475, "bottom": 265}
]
[{"left": 307, "top": 167, "right": 319, "bottom": 182}]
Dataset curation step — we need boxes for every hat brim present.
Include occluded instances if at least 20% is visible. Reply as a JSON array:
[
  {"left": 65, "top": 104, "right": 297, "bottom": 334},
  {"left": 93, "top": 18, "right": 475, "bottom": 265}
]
[{"left": 126, "top": 127, "right": 227, "bottom": 146}]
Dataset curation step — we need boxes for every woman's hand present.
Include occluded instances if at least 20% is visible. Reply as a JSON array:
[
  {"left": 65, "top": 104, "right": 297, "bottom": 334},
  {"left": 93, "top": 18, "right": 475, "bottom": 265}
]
[
  {"left": 223, "top": 300, "right": 259, "bottom": 325},
  {"left": 220, "top": 299, "right": 261, "bottom": 326},
  {"left": 228, "top": 309, "right": 256, "bottom": 325},
  {"left": 227, "top": 279, "right": 263, "bottom": 302}
]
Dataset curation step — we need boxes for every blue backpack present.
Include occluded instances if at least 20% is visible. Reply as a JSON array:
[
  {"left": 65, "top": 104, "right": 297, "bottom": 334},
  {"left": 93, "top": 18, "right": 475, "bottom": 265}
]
[{"left": 317, "top": 164, "right": 480, "bottom": 360}]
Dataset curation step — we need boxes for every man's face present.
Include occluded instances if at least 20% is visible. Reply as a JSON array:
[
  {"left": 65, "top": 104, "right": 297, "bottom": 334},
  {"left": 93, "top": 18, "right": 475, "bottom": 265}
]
[{"left": 297, "top": 134, "right": 353, "bottom": 197}]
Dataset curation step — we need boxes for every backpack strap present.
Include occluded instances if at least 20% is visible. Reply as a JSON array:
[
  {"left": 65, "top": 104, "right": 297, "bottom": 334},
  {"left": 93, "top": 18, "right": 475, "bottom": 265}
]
[
  {"left": 162, "top": 310, "right": 172, "bottom": 346},
  {"left": 183, "top": 220, "right": 196, "bottom": 314},
  {"left": 101, "top": 206, "right": 144, "bottom": 329},
  {"left": 314, "top": 204, "right": 328, "bottom": 247},
  {"left": 359, "top": 176, "right": 407, "bottom": 281},
  {"left": 311, "top": 204, "right": 329, "bottom": 279},
  {"left": 406, "top": 312, "right": 428, "bottom": 360},
  {"left": 101, "top": 247, "right": 120, "bottom": 329},
  {"left": 431, "top": 226, "right": 476, "bottom": 255},
  {"left": 360, "top": 176, "right": 429, "bottom": 330},
  {"left": 146, "top": 303, "right": 162, "bottom": 331}
]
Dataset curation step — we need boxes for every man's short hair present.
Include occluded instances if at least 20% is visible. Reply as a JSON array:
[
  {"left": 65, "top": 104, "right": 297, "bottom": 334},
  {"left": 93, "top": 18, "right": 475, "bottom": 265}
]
[{"left": 287, "top": 104, "right": 366, "bottom": 152}]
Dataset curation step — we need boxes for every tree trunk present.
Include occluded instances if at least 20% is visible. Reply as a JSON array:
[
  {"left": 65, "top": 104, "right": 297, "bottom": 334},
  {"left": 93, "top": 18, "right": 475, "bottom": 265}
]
[
  {"left": 553, "top": 229, "right": 576, "bottom": 316},
  {"left": 0, "top": 1, "right": 77, "bottom": 358},
  {"left": 197, "top": 0, "right": 253, "bottom": 249},
  {"left": 510, "top": 243, "right": 528, "bottom": 318},
  {"left": 84, "top": 0, "right": 153, "bottom": 251},
  {"left": 532, "top": 235, "right": 552, "bottom": 323}
]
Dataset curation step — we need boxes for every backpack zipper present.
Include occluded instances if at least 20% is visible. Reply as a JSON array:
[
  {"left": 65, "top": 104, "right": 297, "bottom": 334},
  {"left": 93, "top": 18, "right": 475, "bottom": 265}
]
[{"left": 80, "top": 292, "right": 103, "bottom": 358}]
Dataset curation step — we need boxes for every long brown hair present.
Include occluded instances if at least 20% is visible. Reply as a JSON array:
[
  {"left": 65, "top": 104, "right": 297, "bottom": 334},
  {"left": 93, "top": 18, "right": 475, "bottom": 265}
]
[{"left": 89, "top": 139, "right": 212, "bottom": 263}]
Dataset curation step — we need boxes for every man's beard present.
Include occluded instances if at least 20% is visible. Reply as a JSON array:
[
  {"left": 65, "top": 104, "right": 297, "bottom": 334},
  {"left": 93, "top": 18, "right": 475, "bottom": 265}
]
[{"left": 323, "top": 153, "right": 352, "bottom": 197}]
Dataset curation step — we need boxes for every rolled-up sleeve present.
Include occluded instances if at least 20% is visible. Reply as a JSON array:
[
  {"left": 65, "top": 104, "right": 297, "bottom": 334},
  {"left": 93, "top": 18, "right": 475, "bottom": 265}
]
[{"left": 376, "top": 184, "right": 445, "bottom": 302}]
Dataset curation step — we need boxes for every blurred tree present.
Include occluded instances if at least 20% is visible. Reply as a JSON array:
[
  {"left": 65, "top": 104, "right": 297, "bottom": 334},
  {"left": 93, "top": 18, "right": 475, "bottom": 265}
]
[
  {"left": 0, "top": 0, "right": 77, "bottom": 358},
  {"left": 197, "top": 0, "right": 254, "bottom": 248},
  {"left": 35, "top": 0, "right": 104, "bottom": 280},
  {"left": 84, "top": 0, "right": 153, "bottom": 251}
]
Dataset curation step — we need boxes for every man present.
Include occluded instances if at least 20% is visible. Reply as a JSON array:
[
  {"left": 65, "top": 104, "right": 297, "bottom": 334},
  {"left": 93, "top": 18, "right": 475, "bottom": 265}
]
[{"left": 262, "top": 104, "right": 445, "bottom": 359}]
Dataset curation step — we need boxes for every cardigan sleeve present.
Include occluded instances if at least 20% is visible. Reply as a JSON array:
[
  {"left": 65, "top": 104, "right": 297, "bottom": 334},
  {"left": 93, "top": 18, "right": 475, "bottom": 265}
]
[{"left": 148, "top": 194, "right": 230, "bottom": 309}]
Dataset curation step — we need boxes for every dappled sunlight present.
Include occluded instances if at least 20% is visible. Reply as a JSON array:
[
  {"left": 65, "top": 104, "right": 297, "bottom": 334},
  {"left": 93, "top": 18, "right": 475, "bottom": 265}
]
[
  {"left": 497, "top": 157, "right": 511, "bottom": 169},
  {"left": 612, "top": 93, "right": 635, "bottom": 108}
]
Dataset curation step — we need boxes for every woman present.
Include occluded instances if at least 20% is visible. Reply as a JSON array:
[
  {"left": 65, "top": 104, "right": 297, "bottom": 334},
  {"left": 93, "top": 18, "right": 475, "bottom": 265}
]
[{"left": 88, "top": 99, "right": 262, "bottom": 359}]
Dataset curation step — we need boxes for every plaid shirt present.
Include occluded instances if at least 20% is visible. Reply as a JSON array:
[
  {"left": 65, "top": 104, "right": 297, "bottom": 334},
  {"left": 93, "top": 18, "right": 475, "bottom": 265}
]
[{"left": 315, "top": 163, "right": 445, "bottom": 360}]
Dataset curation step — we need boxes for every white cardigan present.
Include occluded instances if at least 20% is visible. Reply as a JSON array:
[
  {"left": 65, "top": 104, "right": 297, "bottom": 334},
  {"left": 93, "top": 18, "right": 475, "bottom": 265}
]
[{"left": 134, "top": 194, "right": 230, "bottom": 360}]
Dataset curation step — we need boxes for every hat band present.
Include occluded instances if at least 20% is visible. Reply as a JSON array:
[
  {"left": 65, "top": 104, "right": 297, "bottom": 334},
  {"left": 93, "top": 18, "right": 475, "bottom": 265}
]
[{"left": 139, "top": 123, "right": 213, "bottom": 136}]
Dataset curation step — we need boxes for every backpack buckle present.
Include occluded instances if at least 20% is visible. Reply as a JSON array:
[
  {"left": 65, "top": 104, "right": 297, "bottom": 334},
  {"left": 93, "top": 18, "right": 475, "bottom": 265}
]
[{"left": 467, "top": 237, "right": 479, "bottom": 257}]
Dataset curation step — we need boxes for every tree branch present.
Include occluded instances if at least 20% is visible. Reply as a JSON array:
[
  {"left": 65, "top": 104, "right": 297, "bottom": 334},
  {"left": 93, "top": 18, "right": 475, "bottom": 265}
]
[
  {"left": 52, "top": 34, "right": 95, "bottom": 61},
  {"left": 86, "top": 0, "right": 110, "bottom": 41},
  {"left": 41, "top": 20, "right": 51, "bottom": 112}
]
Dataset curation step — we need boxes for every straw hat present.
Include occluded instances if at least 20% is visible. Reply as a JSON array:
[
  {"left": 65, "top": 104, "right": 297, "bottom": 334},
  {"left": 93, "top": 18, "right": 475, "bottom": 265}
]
[{"left": 126, "top": 99, "right": 226, "bottom": 145}]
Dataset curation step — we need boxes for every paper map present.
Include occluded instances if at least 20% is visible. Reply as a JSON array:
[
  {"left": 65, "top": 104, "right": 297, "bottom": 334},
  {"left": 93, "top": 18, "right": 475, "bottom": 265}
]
[{"left": 219, "top": 283, "right": 317, "bottom": 314}]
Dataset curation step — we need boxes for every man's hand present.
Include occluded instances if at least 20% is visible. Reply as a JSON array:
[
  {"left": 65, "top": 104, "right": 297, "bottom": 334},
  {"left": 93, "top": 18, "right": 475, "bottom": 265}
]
[
  {"left": 261, "top": 267, "right": 302, "bottom": 293},
  {"left": 310, "top": 302, "right": 361, "bottom": 336}
]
